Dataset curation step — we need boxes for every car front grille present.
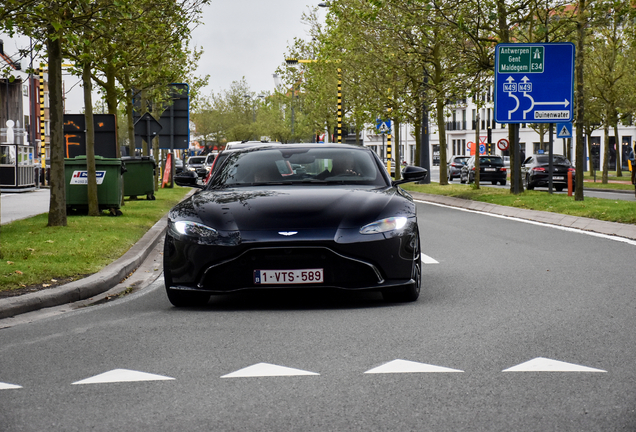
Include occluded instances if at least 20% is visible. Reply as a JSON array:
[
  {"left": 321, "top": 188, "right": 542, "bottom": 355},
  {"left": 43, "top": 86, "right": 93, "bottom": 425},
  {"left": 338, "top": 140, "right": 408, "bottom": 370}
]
[{"left": 198, "top": 246, "right": 383, "bottom": 292}]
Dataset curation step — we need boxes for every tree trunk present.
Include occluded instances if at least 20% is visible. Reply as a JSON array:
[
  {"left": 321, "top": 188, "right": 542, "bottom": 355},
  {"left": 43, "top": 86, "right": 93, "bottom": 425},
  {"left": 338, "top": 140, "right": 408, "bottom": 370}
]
[
  {"left": 83, "top": 64, "right": 100, "bottom": 216},
  {"left": 104, "top": 63, "right": 120, "bottom": 157},
  {"left": 574, "top": 0, "right": 586, "bottom": 201},
  {"left": 602, "top": 122, "right": 609, "bottom": 183},
  {"left": 46, "top": 32, "right": 67, "bottom": 227},
  {"left": 474, "top": 112, "right": 480, "bottom": 188},
  {"left": 436, "top": 94, "right": 448, "bottom": 185},
  {"left": 614, "top": 121, "right": 622, "bottom": 177},
  {"left": 126, "top": 88, "right": 135, "bottom": 157}
]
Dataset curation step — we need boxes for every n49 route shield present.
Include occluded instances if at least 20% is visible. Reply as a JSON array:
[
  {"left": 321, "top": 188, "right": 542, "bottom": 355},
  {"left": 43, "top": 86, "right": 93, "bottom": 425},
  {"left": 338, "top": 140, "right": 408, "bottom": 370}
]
[{"left": 495, "top": 43, "right": 575, "bottom": 124}]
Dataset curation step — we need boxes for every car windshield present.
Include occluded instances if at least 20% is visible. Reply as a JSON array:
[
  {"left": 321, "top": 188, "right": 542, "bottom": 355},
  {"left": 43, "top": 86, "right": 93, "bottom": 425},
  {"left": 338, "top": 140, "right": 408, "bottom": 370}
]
[
  {"left": 479, "top": 157, "right": 503, "bottom": 166},
  {"left": 536, "top": 155, "right": 570, "bottom": 165},
  {"left": 187, "top": 157, "right": 205, "bottom": 164},
  {"left": 208, "top": 147, "right": 388, "bottom": 188}
]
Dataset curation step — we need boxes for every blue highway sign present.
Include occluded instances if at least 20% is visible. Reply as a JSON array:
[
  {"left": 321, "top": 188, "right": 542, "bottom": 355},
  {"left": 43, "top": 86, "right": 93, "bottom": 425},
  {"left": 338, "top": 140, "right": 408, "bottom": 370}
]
[{"left": 495, "top": 43, "right": 575, "bottom": 124}]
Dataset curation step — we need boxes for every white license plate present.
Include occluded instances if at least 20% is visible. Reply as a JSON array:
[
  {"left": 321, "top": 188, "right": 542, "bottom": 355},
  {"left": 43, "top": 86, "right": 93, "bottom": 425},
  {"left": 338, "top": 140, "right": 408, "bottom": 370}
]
[
  {"left": 254, "top": 269, "right": 324, "bottom": 285},
  {"left": 553, "top": 176, "right": 564, "bottom": 180},
  {"left": 484, "top": 168, "right": 496, "bottom": 172}
]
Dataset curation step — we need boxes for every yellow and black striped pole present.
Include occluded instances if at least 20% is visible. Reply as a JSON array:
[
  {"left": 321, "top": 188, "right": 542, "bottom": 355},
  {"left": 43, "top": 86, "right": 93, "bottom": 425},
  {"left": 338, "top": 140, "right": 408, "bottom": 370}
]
[
  {"left": 336, "top": 68, "right": 342, "bottom": 143},
  {"left": 286, "top": 58, "right": 343, "bottom": 143},
  {"left": 38, "top": 64, "right": 46, "bottom": 180}
]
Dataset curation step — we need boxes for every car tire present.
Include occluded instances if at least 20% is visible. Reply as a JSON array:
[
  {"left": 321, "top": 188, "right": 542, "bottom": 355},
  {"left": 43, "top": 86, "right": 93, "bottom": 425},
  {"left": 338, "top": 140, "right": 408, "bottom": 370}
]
[
  {"left": 526, "top": 176, "right": 534, "bottom": 190},
  {"left": 164, "top": 238, "right": 210, "bottom": 307},
  {"left": 383, "top": 233, "right": 421, "bottom": 303},
  {"left": 500, "top": 180, "right": 507, "bottom": 186},
  {"left": 555, "top": 185, "right": 564, "bottom": 192},
  {"left": 460, "top": 174, "right": 466, "bottom": 184},
  {"left": 491, "top": 181, "right": 497, "bottom": 185}
]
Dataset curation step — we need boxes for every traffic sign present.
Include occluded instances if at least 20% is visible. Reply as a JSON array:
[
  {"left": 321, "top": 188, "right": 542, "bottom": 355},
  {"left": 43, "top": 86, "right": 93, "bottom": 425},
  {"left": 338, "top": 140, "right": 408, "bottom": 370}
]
[
  {"left": 556, "top": 122, "right": 573, "bottom": 138},
  {"left": 376, "top": 119, "right": 391, "bottom": 134},
  {"left": 497, "top": 138, "right": 510, "bottom": 151},
  {"left": 495, "top": 43, "right": 575, "bottom": 124}
]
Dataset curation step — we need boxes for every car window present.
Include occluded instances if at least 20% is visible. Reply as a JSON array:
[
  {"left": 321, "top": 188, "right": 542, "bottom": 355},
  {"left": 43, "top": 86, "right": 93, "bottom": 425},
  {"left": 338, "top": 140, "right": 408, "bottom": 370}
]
[
  {"left": 536, "top": 155, "right": 570, "bottom": 164},
  {"left": 479, "top": 157, "right": 503, "bottom": 166},
  {"left": 187, "top": 157, "right": 205, "bottom": 164},
  {"left": 210, "top": 148, "right": 388, "bottom": 187}
]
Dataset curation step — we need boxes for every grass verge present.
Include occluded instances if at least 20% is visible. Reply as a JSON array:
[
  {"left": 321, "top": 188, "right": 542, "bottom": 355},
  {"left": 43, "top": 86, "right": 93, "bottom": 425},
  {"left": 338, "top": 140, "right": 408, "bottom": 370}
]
[
  {"left": 0, "top": 186, "right": 190, "bottom": 295},
  {"left": 402, "top": 182, "right": 636, "bottom": 225}
]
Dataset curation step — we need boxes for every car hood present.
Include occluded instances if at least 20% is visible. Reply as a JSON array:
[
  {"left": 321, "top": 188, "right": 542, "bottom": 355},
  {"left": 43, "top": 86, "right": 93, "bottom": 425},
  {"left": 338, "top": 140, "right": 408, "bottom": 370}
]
[{"left": 170, "top": 186, "right": 414, "bottom": 232}]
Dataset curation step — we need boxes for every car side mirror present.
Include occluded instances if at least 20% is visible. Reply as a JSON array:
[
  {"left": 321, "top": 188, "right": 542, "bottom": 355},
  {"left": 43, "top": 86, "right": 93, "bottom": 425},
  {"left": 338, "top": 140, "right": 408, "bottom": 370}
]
[{"left": 392, "top": 165, "right": 428, "bottom": 186}]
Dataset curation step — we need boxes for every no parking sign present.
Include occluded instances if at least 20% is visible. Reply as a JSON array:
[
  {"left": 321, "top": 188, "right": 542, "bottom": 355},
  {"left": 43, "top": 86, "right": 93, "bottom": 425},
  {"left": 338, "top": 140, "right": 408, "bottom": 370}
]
[{"left": 497, "top": 138, "right": 510, "bottom": 151}]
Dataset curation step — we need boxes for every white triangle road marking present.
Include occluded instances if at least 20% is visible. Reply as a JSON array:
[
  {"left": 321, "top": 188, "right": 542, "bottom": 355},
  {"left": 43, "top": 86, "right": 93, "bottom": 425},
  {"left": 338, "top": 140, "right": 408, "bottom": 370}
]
[
  {"left": 221, "top": 363, "right": 320, "bottom": 378},
  {"left": 72, "top": 369, "right": 176, "bottom": 385},
  {"left": 364, "top": 359, "right": 464, "bottom": 374},
  {"left": 503, "top": 357, "right": 606, "bottom": 373},
  {"left": 0, "top": 382, "right": 22, "bottom": 390},
  {"left": 421, "top": 254, "right": 439, "bottom": 264}
]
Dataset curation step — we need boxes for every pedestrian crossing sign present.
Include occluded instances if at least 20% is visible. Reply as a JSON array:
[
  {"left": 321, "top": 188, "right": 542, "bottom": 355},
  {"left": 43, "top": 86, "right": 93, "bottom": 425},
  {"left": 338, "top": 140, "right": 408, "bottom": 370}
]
[{"left": 556, "top": 122, "right": 573, "bottom": 138}]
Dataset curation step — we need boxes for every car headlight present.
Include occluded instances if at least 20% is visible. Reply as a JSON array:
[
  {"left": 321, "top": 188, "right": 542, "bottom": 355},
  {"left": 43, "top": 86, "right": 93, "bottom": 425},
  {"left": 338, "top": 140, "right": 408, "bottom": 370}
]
[
  {"left": 169, "top": 220, "right": 218, "bottom": 244},
  {"left": 360, "top": 217, "right": 407, "bottom": 234}
]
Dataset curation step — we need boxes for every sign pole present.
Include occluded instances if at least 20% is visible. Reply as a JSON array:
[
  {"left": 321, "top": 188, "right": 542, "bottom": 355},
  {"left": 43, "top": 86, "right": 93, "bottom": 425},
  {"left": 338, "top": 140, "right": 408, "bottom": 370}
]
[{"left": 548, "top": 123, "right": 554, "bottom": 193}]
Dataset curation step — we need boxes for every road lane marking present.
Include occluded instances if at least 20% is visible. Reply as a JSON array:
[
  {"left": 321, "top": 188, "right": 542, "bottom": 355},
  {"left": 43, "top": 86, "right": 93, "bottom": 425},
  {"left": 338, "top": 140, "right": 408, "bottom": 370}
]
[
  {"left": 503, "top": 357, "right": 606, "bottom": 372},
  {"left": 364, "top": 359, "right": 463, "bottom": 374},
  {"left": 221, "top": 363, "right": 320, "bottom": 378},
  {"left": 72, "top": 369, "right": 175, "bottom": 385},
  {"left": 416, "top": 200, "right": 636, "bottom": 247},
  {"left": 0, "top": 382, "right": 22, "bottom": 390},
  {"left": 421, "top": 254, "right": 439, "bottom": 264}
]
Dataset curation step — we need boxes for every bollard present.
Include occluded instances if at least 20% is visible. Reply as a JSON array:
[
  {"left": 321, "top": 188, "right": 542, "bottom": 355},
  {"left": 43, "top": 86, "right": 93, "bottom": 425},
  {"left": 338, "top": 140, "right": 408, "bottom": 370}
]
[{"left": 567, "top": 170, "right": 573, "bottom": 196}]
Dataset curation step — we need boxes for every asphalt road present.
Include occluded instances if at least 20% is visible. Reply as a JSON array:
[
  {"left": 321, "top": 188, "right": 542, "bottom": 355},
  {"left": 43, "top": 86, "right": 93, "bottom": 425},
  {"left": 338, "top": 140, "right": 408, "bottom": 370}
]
[
  {"left": 1, "top": 200, "right": 635, "bottom": 431},
  {"left": 0, "top": 188, "right": 50, "bottom": 224}
]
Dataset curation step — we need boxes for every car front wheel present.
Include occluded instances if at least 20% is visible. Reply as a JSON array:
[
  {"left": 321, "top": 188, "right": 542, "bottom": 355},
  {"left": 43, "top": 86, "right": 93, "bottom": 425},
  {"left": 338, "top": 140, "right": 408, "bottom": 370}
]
[{"left": 383, "top": 234, "right": 421, "bottom": 303}]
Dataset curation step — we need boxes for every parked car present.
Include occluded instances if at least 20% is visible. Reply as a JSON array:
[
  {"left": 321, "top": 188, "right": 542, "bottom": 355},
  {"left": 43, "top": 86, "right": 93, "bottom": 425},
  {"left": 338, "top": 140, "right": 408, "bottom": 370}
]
[
  {"left": 447, "top": 155, "right": 469, "bottom": 181},
  {"left": 167, "top": 143, "right": 428, "bottom": 307},
  {"left": 174, "top": 157, "right": 184, "bottom": 174},
  {"left": 460, "top": 155, "right": 507, "bottom": 185},
  {"left": 521, "top": 154, "right": 575, "bottom": 191},
  {"left": 204, "top": 142, "right": 269, "bottom": 183},
  {"left": 185, "top": 156, "right": 206, "bottom": 178},
  {"left": 195, "top": 152, "right": 218, "bottom": 178}
]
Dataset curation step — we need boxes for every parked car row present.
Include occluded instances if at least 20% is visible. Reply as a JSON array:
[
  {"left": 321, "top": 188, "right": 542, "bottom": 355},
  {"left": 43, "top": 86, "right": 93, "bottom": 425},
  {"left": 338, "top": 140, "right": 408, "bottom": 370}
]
[{"left": 447, "top": 153, "right": 574, "bottom": 191}]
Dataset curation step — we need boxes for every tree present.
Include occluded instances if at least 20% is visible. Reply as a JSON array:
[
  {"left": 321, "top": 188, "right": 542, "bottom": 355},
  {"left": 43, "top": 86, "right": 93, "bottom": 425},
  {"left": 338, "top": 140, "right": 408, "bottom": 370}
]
[{"left": 1, "top": 0, "right": 113, "bottom": 226}]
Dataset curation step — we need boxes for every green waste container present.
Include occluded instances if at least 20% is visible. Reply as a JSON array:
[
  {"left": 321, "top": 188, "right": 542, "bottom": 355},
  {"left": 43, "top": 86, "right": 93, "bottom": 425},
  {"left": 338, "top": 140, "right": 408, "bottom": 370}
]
[
  {"left": 121, "top": 156, "right": 156, "bottom": 200},
  {"left": 64, "top": 156, "right": 125, "bottom": 216}
]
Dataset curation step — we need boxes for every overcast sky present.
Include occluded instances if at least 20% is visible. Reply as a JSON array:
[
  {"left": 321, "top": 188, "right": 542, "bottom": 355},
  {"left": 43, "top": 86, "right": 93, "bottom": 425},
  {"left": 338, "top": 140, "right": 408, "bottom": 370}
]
[{"left": 2, "top": 0, "right": 321, "bottom": 113}]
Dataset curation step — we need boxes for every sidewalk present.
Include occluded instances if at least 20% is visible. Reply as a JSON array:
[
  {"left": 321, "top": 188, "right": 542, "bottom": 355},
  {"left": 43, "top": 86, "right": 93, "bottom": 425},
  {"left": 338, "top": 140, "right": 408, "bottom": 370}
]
[{"left": 1, "top": 190, "right": 635, "bottom": 321}]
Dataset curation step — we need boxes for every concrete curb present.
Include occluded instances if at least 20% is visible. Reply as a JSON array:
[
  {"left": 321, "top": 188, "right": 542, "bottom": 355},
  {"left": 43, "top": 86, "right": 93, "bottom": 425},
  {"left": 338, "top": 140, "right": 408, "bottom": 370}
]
[
  {"left": 0, "top": 215, "right": 168, "bottom": 319},
  {"left": 410, "top": 191, "right": 636, "bottom": 241}
]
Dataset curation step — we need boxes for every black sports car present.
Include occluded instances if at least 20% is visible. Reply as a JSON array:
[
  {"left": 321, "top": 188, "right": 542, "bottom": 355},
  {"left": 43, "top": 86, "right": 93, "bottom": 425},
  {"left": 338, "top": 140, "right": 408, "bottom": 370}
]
[{"left": 166, "top": 144, "right": 427, "bottom": 307}]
